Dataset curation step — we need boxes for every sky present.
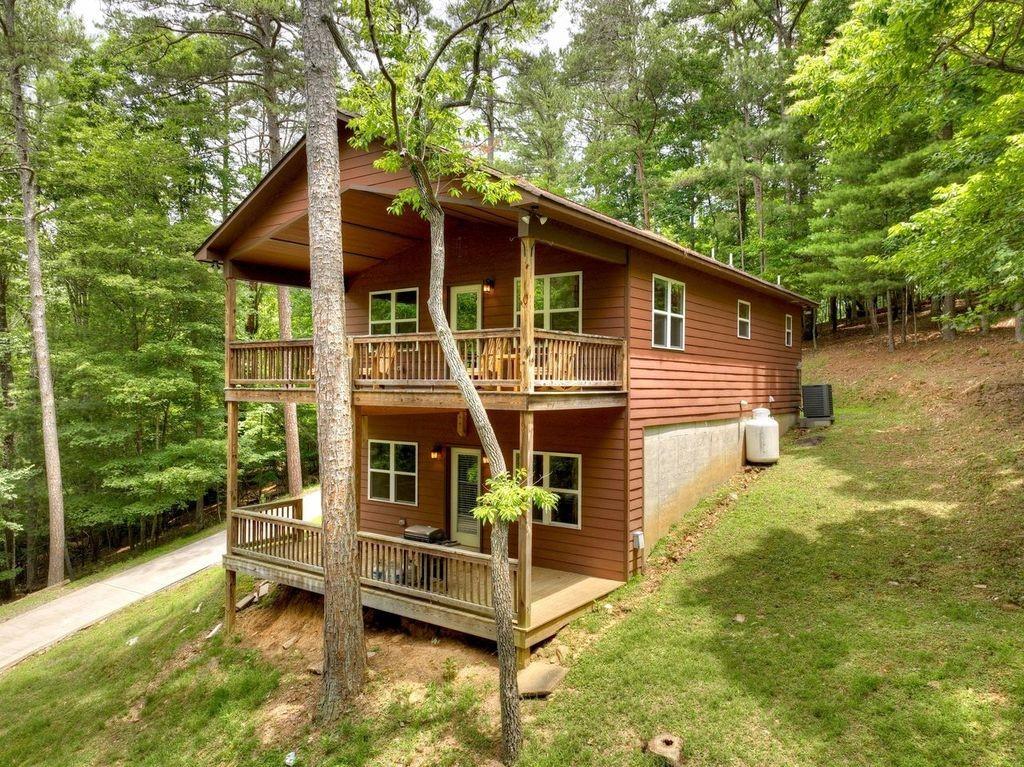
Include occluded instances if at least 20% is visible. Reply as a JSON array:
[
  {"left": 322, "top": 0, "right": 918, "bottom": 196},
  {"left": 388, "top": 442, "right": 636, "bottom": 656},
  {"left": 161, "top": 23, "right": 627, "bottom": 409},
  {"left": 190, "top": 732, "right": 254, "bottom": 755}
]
[{"left": 70, "top": 0, "right": 574, "bottom": 50}]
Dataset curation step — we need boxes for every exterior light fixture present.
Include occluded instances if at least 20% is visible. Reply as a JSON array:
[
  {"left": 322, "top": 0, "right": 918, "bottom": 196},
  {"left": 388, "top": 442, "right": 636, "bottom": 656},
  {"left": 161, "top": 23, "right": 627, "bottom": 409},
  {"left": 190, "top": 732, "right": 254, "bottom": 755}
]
[
  {"left": 483, "top": 277, "right": 495, "bottom": 294},
  {"left": 431, "top": 443, "right": 443, "bottom": 460},
  {"left": 481, "top": 454, "right": 489, "bottom": 466}
]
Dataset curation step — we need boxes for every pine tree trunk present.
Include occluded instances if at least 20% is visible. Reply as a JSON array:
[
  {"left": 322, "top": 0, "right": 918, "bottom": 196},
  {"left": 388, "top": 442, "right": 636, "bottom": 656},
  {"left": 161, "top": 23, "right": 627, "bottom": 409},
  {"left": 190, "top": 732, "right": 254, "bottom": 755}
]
[
  {"left": 258, "top": 24, "right": 302, "bottom": 500},
  {"left": 278, "top": 286, "right": 303, "bottom": 496},
  {"left": 886, "top": 289, "right": 895, "bottom": 352},
  {"left": 1015, "top": 302, "right": 1023, "bottom": 343},
  {"left": 301, "top": 0, "right": 365, "bottom": 719},
  {"left": 941, "top": 294, "right": 956, "bottom": 340},
  {"left": 752, "top": 173, "right": 765, "bottom": 274},
  {"left": 3, "top": 0, "right": 66, "bottom": 586},
  {"left": 407, "top": 162, "right": 522, "bottom": 764},
  {"left": 979, "top": 312, "right": 990, "bottom": 335},
  {"left": 829, "top": 296, "right": 838, "bottom": 335}
]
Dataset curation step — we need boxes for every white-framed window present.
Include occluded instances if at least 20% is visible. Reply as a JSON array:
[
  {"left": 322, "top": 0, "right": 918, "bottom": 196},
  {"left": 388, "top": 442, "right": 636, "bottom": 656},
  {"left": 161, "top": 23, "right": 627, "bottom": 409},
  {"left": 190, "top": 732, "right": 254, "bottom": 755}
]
[
  {"left": 368, "top": 440, "right": 417, "bottom": 505},
  {"left": 514, "top": 272, "right": 582, "bottom": 333},
  {"left": 369, "top": 288, "right": 419, "bottom": 336},
  {"left": 737, "top": 300, "right": 751, "bottom": 340},
  {"left": 652, "top": 274, "right": 685, "bottom": 350},
  {"left": 785, "top": 314, "right": 793, "bottom": 347},
  {"left": 513, "top": 449, "right": 582, "bottom": 529}
]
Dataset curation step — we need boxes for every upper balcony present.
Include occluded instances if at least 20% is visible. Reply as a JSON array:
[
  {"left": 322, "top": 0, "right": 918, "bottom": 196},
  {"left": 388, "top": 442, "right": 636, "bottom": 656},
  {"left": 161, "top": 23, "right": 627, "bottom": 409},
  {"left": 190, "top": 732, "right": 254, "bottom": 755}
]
[{"left": 225, "top": 328, "right": 628, "bottom": 410}]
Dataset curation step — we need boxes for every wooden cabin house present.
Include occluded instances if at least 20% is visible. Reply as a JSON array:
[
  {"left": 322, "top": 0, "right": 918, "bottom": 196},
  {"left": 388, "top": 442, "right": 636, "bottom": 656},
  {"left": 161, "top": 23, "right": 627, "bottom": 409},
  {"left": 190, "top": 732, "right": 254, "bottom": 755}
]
[{"left": 196, "top": 113, "right": 813, "bottom": 665}]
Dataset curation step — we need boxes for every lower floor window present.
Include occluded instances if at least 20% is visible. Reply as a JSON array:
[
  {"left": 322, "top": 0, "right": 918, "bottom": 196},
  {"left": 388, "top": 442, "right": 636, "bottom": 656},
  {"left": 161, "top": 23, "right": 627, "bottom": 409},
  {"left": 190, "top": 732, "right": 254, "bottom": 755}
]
[
  {"left": 514, "top": 450, "right": 582, "bottom": 528},
  {"left": 368, "top": 440, "right": 417, "bottom": 504}
]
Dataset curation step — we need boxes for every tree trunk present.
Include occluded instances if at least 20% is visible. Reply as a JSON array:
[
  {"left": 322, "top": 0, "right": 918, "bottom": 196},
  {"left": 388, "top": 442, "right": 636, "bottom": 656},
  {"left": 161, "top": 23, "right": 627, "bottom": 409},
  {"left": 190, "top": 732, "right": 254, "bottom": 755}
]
[
  {"left": 1015, "top": 302, "right": 1023, "bottom": 343},
  {"left": 636, "top": 148, "right": 650, "bottom": 230},
  {"left": 0, "top": 271, "right": 14, "bottom": 597},
  {"left": 752, "top": 173, "right": 765, "bottom": 274},
  {"left": 979, "top": 312, "right": 989, "bottom": 335},
  {"left": 301, "top": 0, "right": 364, "bottom": 719},
  {"left": 829, "top": 296, "right": 838, "bottom": 335},
  {"left": 901, "top": 285, "right": 909, "bottom": 345},
  {"left": 3, "top": 0, "right": 66, "bottom": 586},
  {"left": 885, "top": 289, "right": 895, "bottom": 352},
  {"left": 941, "top": 293, "right": 956, "bottom": 340},
  {"left": 258, "top": 21, "right": 302, "bottom": 501},
  {"left": 866, "top": 296, "right": 879, "bottom": 335},
  {"left": 407, "top": 161, "right": 521, "bottom": 764},
  {"left": 278, "top": 286, "right": 303, "bottom": 496}
]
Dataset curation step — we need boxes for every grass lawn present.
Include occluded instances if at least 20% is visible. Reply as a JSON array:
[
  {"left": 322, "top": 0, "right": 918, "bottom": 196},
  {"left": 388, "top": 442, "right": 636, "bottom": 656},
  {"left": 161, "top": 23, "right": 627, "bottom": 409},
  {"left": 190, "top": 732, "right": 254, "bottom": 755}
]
[
  {"left": 0, "top": 334, "right": 1021, "bottom": 766},
  {"left": 519, "top": 337, "right": 1024, "bottom": 766}
]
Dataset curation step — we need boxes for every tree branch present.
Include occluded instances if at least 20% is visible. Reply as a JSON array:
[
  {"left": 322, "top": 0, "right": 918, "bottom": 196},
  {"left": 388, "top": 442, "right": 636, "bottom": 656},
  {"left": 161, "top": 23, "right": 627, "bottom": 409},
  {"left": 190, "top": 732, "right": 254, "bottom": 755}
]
[{"left": 322, "top": 13, "right": 367, "bottom": 81}]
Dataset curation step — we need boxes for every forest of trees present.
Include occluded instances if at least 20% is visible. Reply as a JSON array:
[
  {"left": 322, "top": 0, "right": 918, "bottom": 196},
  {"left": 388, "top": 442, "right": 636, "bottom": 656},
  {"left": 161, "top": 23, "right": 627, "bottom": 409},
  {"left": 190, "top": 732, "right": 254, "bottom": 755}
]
[{"left": 1, "top": 0, "right": 1021, "bottom": 598}]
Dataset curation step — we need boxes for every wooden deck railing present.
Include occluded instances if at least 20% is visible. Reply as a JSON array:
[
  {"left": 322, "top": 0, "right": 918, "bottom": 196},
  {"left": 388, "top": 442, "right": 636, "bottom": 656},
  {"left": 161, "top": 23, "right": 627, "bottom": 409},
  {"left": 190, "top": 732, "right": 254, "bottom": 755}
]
[
  {"left": 229, "top": 339, "right": 314, "bottom": 389},
  {"left": 227, "top": 505, "right": 518, "bottom": 618},
  {"left": 228, "top": 329, "right": 626, "bottom": 392}
]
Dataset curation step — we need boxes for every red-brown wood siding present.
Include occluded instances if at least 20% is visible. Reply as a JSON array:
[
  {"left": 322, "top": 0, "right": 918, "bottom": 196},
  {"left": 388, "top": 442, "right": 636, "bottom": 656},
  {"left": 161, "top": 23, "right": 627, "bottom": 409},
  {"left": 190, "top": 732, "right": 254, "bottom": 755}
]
[
  {"left": 359, "top": 409, "right": 628, "bottom": 581},
  {"left": 624, "top": 250, "right": 804, "bottom": 569},
  {"left": 345, "top": 217, "right": 626, "bottom": 339}
]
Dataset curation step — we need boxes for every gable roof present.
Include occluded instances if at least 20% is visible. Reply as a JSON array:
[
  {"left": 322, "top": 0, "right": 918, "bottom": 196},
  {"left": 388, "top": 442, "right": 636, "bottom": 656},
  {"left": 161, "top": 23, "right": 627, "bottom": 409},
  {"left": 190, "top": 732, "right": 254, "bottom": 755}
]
[{"left": 196, "top": 111, "right": 815, "bottom": 307}]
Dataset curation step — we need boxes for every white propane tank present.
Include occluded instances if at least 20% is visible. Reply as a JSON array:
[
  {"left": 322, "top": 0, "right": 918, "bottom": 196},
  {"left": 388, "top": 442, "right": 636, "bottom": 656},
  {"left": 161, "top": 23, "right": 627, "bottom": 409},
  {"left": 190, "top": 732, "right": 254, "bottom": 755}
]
[{"left": 745, "top": 407, "right": 780, "bottom": 464}]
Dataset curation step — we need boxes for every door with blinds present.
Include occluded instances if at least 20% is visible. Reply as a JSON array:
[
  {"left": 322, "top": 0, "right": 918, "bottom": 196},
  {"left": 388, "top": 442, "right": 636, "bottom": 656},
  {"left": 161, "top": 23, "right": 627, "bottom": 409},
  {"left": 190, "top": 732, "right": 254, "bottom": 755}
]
[{"left": 449, "top": 447, "right": 482, "bottom": 548}]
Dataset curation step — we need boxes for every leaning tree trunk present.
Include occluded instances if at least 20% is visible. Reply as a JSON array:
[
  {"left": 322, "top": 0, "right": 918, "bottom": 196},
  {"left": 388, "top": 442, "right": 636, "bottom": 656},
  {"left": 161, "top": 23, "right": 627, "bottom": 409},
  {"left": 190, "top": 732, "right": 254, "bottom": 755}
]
[
  {"left": 408, "top": 162, "right": 522, "bottom": 765},
  {"left": 3, "top": 0, "right": 65, "bottom": 586},
  {"left": 301, "top": 0, "right": 365, "bottom": 720}
]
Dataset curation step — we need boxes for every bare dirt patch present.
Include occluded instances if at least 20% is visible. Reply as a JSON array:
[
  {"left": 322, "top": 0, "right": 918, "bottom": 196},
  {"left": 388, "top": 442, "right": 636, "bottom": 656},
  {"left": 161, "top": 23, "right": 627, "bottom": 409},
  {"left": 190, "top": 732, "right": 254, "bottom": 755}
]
[{"left": 234, "top": 587, "right": 499, "bottom": 747}]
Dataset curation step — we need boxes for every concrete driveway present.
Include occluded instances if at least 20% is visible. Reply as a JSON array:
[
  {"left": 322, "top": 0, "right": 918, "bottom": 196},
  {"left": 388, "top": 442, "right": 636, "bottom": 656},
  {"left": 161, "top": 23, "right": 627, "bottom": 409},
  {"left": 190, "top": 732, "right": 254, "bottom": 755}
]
[{"left": 0, "top": 529, "right": 225, "bottom": 673}]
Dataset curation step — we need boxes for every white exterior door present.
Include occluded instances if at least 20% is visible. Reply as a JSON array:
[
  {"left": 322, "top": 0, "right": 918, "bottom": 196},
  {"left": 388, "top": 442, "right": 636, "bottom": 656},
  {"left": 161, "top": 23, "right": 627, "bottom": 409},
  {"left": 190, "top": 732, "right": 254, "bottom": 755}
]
[{"left": 450, "top": 447, "right": 482, "bottom": 548}]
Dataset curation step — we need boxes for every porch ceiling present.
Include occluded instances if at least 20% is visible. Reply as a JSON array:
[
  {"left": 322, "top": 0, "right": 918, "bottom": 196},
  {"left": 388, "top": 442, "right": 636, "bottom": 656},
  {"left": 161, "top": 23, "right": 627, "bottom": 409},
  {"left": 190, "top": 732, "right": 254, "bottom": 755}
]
[{"left": 225, "top": 187, "right": 520, "bottom": 286}]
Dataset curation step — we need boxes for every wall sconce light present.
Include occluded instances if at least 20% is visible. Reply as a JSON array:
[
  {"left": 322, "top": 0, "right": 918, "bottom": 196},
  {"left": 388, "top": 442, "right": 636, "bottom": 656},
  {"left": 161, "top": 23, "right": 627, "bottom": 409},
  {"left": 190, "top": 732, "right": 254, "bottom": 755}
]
[
  {"left": 481, "top": 454, "right": 489, "bottom": 466},
  {"left": 430, "top": 443, "right": 443, "bottom": 460},
  {"left": 482, "top": 277, "right": 495, "bottom": 294}
]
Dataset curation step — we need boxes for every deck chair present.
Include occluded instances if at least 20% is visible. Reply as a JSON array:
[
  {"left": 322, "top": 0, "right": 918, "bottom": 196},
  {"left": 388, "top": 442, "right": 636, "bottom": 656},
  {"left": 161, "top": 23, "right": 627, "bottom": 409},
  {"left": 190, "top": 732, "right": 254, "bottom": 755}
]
[
  {"left": 477, "top": 336, "right": 514, "bottom": 389},
  {"left": 359, "top": 343, "right": 396, "bottom": 388}
]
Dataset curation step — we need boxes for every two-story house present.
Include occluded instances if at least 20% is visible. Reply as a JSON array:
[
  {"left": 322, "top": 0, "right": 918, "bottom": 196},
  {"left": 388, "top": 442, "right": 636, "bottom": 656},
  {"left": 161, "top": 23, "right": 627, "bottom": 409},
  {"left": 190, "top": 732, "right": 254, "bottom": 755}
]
[{"left": 198, "top": 113, "right": 813, "bottom": 666}]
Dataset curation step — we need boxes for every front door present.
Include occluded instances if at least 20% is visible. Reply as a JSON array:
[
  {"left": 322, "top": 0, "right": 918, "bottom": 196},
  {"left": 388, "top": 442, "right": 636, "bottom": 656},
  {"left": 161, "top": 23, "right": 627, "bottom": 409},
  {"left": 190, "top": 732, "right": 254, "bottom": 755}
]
[
  {"left": 450, "top": 284, "right": 482, "bottom": 368},
  {"left": 450, "top": 447, "right": 482, "bottom": 548}
]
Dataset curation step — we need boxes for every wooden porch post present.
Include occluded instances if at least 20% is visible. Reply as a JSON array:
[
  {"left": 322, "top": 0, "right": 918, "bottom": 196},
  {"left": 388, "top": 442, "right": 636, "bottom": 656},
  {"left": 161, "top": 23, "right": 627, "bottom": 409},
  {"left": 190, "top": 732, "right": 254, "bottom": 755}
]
[
  {"left": 224, "top": 270, "right": 238, "bottom": 632},
  {"left": 517, "top": 235, "right": 536, "bottom": 662}
]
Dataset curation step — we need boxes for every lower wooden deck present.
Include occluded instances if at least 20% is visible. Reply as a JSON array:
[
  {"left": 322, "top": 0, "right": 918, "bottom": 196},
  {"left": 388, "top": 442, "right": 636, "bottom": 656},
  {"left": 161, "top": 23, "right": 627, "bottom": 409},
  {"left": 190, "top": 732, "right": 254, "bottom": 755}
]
[{"left": 225, "top": 549, "right": 621, "bottom": 653}]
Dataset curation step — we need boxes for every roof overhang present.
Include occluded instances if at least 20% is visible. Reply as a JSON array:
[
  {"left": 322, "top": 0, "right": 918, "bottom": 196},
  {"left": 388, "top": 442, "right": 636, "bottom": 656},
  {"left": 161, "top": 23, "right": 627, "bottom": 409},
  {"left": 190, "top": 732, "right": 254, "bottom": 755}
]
[{"left": 196, "top": 111, "right": 815, "bottom": 308}]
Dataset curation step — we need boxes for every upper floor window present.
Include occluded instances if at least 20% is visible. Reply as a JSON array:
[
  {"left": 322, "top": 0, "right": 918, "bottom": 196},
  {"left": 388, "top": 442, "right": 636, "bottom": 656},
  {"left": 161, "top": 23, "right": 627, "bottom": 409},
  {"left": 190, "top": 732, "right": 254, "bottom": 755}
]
[
  {"left": 514, "top": 272, "right": 582, "bottom": 333},
  {"left": 652, "top": 275, "right": 685, "bottom": 350},
  {"left": 737, "top": 300, "right": 752, "bottom": 340},
  {"left": 785, "top": 314, "right": 793, "bottom": 347},
  {"left": 370, "top": 288, "right": 418, "bottom": 335},
  {"left": 513, "top": 449, "right": 582, "bottom": 528},
  {"left": 368, "top": 440, "right": 417, "bottom": 505}
]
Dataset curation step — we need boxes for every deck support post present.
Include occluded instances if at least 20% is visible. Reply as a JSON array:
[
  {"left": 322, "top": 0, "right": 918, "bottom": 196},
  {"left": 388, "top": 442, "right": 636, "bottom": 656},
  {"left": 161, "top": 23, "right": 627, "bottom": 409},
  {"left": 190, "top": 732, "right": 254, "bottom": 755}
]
[
  {"left": 517, "top": 233, "right": 536, "bottom": 640},
  {"left": 224, "top": 568, "right": 237, "bottom": 632},
  {"left": 224, "top": 268, "right": 239, "bottom": 634},
  {"left": 519, "top": 235, "right": 536, "bottom": 392},
  {"left": 517, "top": 410, "right": 534, "bottom": 631}
]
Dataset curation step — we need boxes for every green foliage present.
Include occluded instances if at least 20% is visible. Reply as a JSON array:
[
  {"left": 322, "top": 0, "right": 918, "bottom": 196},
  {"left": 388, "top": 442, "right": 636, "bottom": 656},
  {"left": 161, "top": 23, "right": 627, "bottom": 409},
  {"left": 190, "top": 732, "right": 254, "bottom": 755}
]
[{"left": 471, "top": 468, "right": 557, "bottom": 525}]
